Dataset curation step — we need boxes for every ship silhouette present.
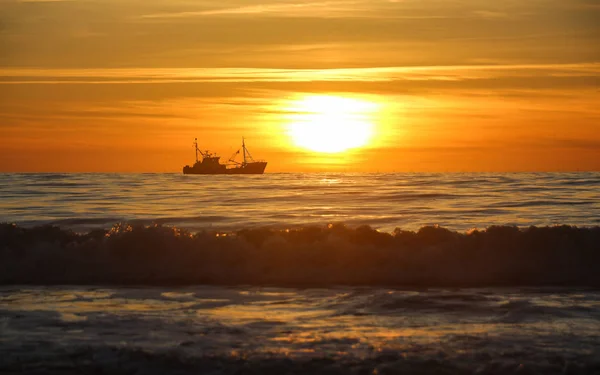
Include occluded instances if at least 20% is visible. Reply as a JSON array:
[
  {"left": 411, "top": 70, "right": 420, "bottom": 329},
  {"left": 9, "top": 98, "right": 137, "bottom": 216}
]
[{"left": 183, "top": 138, "right": 267, "bottom": 174}]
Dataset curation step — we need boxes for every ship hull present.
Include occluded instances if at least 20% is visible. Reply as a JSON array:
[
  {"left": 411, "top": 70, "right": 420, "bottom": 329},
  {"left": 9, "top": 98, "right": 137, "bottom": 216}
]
[{"left": 183, "top": 162, "right": 267, "bottom": 175}]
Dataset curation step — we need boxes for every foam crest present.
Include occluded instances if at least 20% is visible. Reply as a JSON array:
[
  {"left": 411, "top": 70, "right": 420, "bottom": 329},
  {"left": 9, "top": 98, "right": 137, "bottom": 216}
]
[{"left": 1, "top": 223, "right": 599, "bottom": 286}]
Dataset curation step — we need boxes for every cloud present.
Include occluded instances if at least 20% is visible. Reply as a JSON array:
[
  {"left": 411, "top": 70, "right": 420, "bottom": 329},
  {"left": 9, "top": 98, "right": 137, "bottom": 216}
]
[
  {"left": 2, "top": 0, "right": 598, "bottom": 70},
  {"left": 545, "top": 138, "right": 600, "bottom": 151},
  {"left": 0, "top": 63, "right": 597, "bottom": 85},
  {"left": 140, "top": 1, "right": 359, "bottom": 19},
  {"left": 471, "top": 10, "right": 508, "bottom": 19}
]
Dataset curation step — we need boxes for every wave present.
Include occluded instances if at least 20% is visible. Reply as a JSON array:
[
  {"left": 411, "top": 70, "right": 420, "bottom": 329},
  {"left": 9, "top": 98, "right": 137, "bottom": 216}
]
[{"left": 1, "top": 223, "right": 599, "bottom": 286}]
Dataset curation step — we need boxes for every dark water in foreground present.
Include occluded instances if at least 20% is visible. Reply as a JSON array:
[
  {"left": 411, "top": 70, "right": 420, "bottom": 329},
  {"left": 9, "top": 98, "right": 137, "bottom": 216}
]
[{"left": 1, "top": 286, "right": 599, "bottom": 374}]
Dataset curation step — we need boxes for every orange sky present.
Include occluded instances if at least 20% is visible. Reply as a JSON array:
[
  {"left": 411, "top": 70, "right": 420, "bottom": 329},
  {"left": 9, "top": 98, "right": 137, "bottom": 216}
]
[{"left": 0, "top": 0, "right": 598, "bottom": 172}]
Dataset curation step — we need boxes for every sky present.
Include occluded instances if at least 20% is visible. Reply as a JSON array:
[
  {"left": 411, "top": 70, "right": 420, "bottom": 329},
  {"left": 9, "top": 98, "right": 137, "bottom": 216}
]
[{"left": 0, "top": 0, "right": 598, "bottom": 172}]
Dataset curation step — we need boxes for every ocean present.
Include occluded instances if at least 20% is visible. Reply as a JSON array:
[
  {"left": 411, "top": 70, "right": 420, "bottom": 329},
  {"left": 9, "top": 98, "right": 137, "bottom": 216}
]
[
  {"left": 1, "top": 172, "right": 599, "bottom": 232},
  {"left": 1, "top": 172, "right": 599, "bottom": 374}
]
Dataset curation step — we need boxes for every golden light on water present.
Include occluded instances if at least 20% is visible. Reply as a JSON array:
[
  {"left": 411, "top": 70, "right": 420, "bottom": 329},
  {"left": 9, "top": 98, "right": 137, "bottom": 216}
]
[{"left": 285, "top": 95, "right": 379, "bottom": 153}]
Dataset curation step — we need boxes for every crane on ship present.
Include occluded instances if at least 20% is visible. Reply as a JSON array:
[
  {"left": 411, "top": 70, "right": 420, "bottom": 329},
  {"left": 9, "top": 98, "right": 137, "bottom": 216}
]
[{"left": 227, "top": 137, "right": 256, "bottom": 167}]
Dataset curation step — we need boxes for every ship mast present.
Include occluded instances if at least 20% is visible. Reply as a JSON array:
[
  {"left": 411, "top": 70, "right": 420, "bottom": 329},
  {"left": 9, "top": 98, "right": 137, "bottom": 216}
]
[
  {"left": 242, "top": 137, "right": 247, "bottom": 165},
  {"left": 193, "top": 138, "right": 213, "bottom": 161}
]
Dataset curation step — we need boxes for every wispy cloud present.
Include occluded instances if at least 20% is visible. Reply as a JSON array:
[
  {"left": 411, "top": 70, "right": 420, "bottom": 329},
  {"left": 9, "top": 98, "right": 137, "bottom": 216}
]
[
  {"left": 471, "top": 10, "right": 508, "bottom": 19},
  {"left": 3, "top": 0, "right": 597, "bottom": 70},
  {"left": 17, "top": 0, "right": 73, "bottom": 2},
  {"left": 1, "top": 63, "right": 598, "bottom": 84},
  {"left": 137, "top": 0, "right": 512, "bottom": 20},
  {"left": 140, "top": 1, "right": 357, "bottom": 19}
]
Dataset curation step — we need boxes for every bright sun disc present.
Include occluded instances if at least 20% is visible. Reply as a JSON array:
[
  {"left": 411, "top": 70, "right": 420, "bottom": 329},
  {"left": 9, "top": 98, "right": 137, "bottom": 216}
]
[{"left": 286, "top": 95, "right": 378, "bottom": 153}]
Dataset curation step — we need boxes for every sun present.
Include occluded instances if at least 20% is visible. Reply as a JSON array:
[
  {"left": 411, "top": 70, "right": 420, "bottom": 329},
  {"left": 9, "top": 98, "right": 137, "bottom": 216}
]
[{"left": 285, "top": 95, "right": 378, "bottom": 153}]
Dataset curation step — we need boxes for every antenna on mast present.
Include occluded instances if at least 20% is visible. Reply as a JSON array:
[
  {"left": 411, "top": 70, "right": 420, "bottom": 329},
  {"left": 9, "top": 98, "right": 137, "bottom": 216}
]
[{"left": 194, "top": 138, "right": 199, "bottom": 163}]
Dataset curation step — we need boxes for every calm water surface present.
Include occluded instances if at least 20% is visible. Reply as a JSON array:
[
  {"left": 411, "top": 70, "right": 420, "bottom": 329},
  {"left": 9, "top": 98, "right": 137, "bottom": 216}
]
[{"left": 1, "top": 172, "right": 598, "bottom": 232}]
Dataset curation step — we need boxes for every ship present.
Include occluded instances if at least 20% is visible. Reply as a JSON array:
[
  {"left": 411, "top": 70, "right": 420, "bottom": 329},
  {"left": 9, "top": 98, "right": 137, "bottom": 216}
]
[{"left": 183, "top": 138, "right": 267, "bottom": 174}]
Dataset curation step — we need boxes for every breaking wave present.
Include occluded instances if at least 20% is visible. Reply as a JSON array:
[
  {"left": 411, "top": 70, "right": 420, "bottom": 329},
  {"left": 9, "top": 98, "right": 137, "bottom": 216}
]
[{"left": 1, "top": 222, "right": 599, "bottom": 286}]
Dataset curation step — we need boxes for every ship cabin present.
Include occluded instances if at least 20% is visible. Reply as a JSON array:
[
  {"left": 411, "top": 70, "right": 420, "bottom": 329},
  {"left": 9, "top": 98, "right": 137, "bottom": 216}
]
[{"left": 199, "top": 156, "right": 222, "bottom": 166}]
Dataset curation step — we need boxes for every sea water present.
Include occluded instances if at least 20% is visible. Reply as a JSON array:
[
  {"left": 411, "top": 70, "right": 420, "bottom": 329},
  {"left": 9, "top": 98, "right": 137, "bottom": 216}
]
[
  {"left": 1, "top": 172, "right": 598, "bottom": 232},
  {"left": 1, "top": 172, "right": 599, "bottom": 373},
  {"left": 1, "top": 286, "right": 599, "bottom": 374}
]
